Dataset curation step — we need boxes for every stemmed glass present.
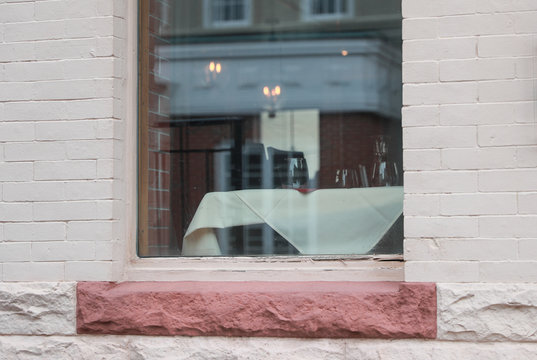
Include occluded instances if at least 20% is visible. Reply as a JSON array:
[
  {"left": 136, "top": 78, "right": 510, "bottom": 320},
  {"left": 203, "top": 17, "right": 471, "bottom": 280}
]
[{"left": 286, "top": 157, "right": 309, "bottom": 188}]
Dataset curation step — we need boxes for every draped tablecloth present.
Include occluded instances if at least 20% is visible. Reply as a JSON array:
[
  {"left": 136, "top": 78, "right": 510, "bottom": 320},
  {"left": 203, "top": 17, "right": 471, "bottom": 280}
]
[{"left": 182, "top": 186, "right": 403, "bottom": 256}]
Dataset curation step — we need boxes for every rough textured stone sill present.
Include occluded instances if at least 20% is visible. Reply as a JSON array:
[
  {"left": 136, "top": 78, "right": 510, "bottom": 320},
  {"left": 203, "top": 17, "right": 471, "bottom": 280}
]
[{"left": 77, "top": 281, "right": 436, "bottom": 339}]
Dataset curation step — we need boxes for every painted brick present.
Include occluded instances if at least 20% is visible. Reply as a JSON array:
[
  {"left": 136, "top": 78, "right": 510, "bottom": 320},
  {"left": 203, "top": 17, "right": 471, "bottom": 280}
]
[
  {"left": 440, "top": 193, "right": 517, "bottom": 215},
  {"left": 65, "top": 261, "right": 114, "bottom": 281},
  {"left": 0, "top": 203, "right": 33, "bottom": 222},
  {"left": 64, "top": 180, "right": 114, "bottom": 200},
  {"left": 3, "top": 20, "right": 86, "bottom": 42},
  {"left": 478, "top": 35, "right": 534, "bottom": 57},
  {"left": 33, "top": 79, "right": 114, "bottom": 101},
  {"left": 32, "top": 241, "right": 96, "bottom": 262},
  {"left": 4, "top": 142, "right": 65, "bottom": 161},
  {"left": 438, "top": 104, "right": 480, "bottom": 126},
  {"left": 513, "top": 12, "right": 537, "bottom": 33},
  {"left": 3, "top": 182, "right": 64, "bottom": 202},
  {"left": 403, "top": 0, "right": 476, "bottom": 18},
  {"left": 477, "top": 102, "right": 534, "bottom": 125},
  {"left": 479, "top": 169, "right": 537, "bottom": 192},
  {"left": 0, "top": 3, "right": 34, "bottom": 23},
  {"left": 403, "top": 83, "right": 478, "bottom": 105},
  {"left": 517, "top": 146, "right": 537, "bottom": 168},
  {"left": 405, "top": 261, "right": 480, "bottom": 282},
  {"left": 479, "top": 216, "right": 537, "bottom": 238},
  {"left": 402, "top": 62, "right": 438, "bottom": 83},
  {"left": 66, "top": 140, "right": 115, "bottom": 160},
  {"left": 66, "top": 221, "right": 114, "bottom": 241},
  {"left": 403, "top": 149, "right": 441, "bottom": 170},
  {"left": 518, "top": 239, "right": 537, "bottom": 261},
  {"left": 442, "top": 148, "right": 516, "bottom": 170},
  {"left": 36, "top": 120, "right": 98, "bottom": 141},
  {"left": 34, "top": 160, "right": 97, "bottom": 180},
  {"left": 478, "top": 124, "right": 537, "bottom": 146},
  {"left": 0, "top": 243, "right": 32, "bottom": 262},
  {"left": 404, "top": 194, "right": 440, "bottom": 216},
  {"left": 480, "top": 262, "right": 537, "bottom": 282},
  {"left": 405, "top": 216, "right": 479, "bottom": 238},
  {"left": 4, "top": 223, "right": 66, "bottom": 242},
  {"left": 4, "top": 61, "right": 64, "bottom": 82},
  {"left": 403, "top": 38, "right": 477, "bottom": 62},
  {"left": 440, "top": 59, "right": 515, "bottom": 82},
  {"left": 401, "top": 105, "right": 439, "bottom": 127},
  {"left": 0, "top": 163, "right": 33, "bottom": 182},
  {"left": 402, "top": 18, "right": 437, "bottom": 40},
  {"left": 478, "top": 80, "right": 535, "bottom": 103},
  {"left": 96, "top": 159, "right": 115, "bottom": 178},
  {"left": 0, "top": 122, "right": 35, "bottom": 142},
  {"left": 33, "top": 201, "right": 99, "bottom": 221},
  {"left": 34, "top": 38, "right": 97, "bottom": 60},
  {"left": 0, "top": 42, "right": 35, "bottom": 62},
  {"left": 95, "top": 241, "right": 115, "bottom": 261},
  {"left": 477, "top": 0, "right": 537, "bottom": 12},
  {"left": 405, "top": 171, "right": 478, "bottom": 193},
  {"left": 518, "top": 193, "right": 537, "bottom": 214},
  {"left": 403, "top": 126, "right": 476, "bottom": 149},
  {"left": 405, "top": 238, "right": 518, "bottom": 261}
]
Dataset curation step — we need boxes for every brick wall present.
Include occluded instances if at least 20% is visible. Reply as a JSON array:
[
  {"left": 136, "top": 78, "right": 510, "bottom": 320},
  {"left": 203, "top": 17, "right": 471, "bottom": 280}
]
[
  {"left": 1, "top": 0, "right": 537, "bottom": 358},
  {"left": 0, "top": 0, "right": 127, "bottom": 281},
  {"left": 402, "top": 0, "right": 537, "bottom": 282}
]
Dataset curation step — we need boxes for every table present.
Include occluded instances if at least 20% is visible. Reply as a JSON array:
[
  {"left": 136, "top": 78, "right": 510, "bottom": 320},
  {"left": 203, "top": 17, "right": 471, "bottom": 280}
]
[{"left": 182, "top": 186, "right": 403, "bottom": 256}]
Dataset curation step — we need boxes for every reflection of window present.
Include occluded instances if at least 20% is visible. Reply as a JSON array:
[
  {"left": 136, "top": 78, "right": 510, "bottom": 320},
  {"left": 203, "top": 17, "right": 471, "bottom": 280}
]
[
  {"left": 302, "top": 0, "right": 352, "bottom": 20},
  {"left": 204, "top": 0, "right": 251, "bottom": 28}
]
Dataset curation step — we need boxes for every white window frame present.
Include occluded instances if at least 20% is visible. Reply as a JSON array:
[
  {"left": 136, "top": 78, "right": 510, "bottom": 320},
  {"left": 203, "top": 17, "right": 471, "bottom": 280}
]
[
  {"left": 203, "top": 0, "right": 252, "bottom": 29},
  {"left": 124, "top": 0, "right": 403, "bottom": 283},
  {"left": 301, "top": 0, "right": 354, "bottom": 21}
]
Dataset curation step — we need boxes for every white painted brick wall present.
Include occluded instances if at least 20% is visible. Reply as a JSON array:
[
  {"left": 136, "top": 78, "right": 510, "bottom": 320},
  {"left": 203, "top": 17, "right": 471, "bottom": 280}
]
[
  {"left": 0, "top": 0, "right": 127, "bottom": 281},
  {"left": 403, "top": 0, "right": 537, "bottom": 282}
]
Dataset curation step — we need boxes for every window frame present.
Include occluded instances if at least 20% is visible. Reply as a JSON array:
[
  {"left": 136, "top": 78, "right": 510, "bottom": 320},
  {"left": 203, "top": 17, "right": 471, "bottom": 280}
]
[
  {"left": 202, "top": 0, "right": 252, "bottom": 29},
  {"left": 134, "top": 0, "right": 403, "bottom": 279},
  {"left": 301, "top": 0, "right": 354, "bottom": 22}
]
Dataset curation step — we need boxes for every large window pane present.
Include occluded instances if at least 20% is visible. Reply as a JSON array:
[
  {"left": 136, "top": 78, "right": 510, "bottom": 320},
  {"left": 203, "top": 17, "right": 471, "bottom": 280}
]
[{"left": 138, "top": 0, "right": 402, "bottom": 257}]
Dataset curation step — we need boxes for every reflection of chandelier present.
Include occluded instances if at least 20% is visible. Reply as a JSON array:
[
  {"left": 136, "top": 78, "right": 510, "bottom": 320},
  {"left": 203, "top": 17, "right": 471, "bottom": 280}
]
[
  {"left": 262, "top": 85, "right": 281, "bottom": 116},
  {"left": 205, "top": 61, "right": 222, "bottom": 86},
  {"left": 209, "top": 61, "right": 221, "bottom": 74}
]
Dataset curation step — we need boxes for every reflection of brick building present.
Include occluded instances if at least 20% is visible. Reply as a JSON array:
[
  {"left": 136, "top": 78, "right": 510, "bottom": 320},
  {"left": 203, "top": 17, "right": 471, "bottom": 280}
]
[{"left": 145, "top": 0, "right": 173, "bottom": 256}]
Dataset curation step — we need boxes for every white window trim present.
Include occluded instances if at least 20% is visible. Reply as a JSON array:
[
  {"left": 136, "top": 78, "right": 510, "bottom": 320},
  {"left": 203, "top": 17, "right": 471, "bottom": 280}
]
[
  {"left": 203, "top": 0, "right": 252, "bottom": 29},
  {"left": 120, "top": 0, "right": 403, "bottom": 283},
  {"left": 301, "top": 0, "right": 354, "bottom": 21}
]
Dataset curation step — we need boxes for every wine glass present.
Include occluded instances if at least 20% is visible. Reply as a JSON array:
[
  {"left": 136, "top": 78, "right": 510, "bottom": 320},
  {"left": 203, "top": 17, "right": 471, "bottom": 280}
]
[{"left": 286, "top": 157, "right": 309, "bottom": 188}]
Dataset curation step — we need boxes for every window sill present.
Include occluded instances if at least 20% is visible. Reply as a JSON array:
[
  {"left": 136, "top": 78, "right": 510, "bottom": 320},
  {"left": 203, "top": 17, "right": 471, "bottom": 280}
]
[
  {"left": 125, "top": 255, "right": 404, "bottom": 282},
  {"left": 77, "top": 281, "right": 436, "bottom": 338}
]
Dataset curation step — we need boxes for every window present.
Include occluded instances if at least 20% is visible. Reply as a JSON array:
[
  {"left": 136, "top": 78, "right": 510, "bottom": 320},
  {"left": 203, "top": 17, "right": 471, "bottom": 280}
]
[
  {"left": 203, "top": 0, "right": 252, "bottom": 28},
  {"left": 302, "top": 0, "right": 352, "bottom": 21},
  {"left": 138, "top": 0, "right": 403, "bottom": 257}
]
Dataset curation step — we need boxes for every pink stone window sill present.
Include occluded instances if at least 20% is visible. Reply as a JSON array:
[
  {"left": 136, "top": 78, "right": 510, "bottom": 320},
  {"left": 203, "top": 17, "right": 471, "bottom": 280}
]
[{"left": 77, "top": 281, "right": 436, "bottom": 339}]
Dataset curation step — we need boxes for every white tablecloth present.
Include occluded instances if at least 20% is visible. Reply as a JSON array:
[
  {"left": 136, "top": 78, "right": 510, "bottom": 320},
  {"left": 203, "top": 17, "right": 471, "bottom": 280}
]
[{"left": 182, "top": 186, "right": 403, "bottom": 256}]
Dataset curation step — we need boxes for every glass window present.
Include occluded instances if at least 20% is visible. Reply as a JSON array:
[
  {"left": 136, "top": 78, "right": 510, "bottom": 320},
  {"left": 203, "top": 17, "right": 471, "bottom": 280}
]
[{"left": 138, "top": 0, "right": 403, "bottom": 257}]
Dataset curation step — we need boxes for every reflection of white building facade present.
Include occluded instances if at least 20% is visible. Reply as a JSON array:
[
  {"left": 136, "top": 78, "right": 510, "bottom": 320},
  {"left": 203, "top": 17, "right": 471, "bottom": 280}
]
[{"left": 160, "top": 39, "right": 401, "bottom": 118}]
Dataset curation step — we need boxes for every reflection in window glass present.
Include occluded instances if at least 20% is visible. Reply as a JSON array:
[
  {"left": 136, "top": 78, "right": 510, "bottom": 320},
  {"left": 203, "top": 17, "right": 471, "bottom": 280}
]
[
  {"left": 212, "top": 0, "right": 245, "bottom": 22},
  {"left": 139, "top": 0, "right": 403, "bottom": 257},
  {"left": 311, "top": 0, "right": 346, "bottom": 15}
]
